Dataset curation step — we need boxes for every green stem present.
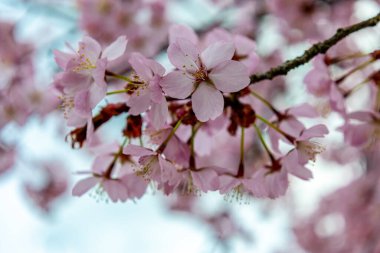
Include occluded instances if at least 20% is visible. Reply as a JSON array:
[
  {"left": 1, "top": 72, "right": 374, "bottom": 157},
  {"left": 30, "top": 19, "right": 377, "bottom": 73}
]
[
  {"left": 156, "top": 118, "right": 183, "bottom": 154},
  {"left": 106, "top": 71, "right": 134, "bottom": 82},
  {"left": 240, "top": 127, "right": 245, "bottom": 164},
  {"left": 103, "top": 137, "right": 129, "bottom": 179},
  {"left": 106, "top": 89, "right": 131, "bottom": 96},
  {"left": 253, "top": 123, "right": 275, "bottom": 162},
  {"left": 251, "top": 91, "right": 280, "bottom": 115},
  {"left": 256, "top": 114, "right": 294, "bottom": 143}
]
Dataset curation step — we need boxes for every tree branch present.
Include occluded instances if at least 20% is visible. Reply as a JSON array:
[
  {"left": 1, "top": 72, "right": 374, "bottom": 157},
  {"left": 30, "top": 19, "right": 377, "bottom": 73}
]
[{"left": 250, "top": 12, "right": 380, "bottom": 84}]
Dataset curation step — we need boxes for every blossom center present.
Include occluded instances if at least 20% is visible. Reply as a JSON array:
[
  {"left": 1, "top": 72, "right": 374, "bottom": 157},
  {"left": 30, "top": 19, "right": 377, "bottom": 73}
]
[
  {"left": 191, "top": 66, "right": 208, "bottom": 83},
  {"left": 297, "top": 140, "right": 325, "bottom": 162}
]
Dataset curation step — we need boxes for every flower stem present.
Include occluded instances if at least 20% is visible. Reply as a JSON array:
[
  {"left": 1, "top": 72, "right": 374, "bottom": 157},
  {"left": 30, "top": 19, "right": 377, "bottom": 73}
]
[
  {"left": 103, "top": 137, "right": 129, "bottom": 179},
  {"left": 343, "top": 77, "right": 369, "bottom": 97},
  {"left": 250, "top": 90, "right": 281, "bottom": 116},
  {"left": 156, "top": 118, "right": 183, "bottom": 154},
  {"left": 106, "top": 89, "right": 131, "bottom": 96},
  {"left": 256, "top": 114, "right": 294, "bottom": 143},
  {"left": 253, "top": 123, "right": 275, "bottom": 163},
  {"left": 335, "top": 58, "right": 375, "bottom": 84},
  {"left": 105, "top": 70, "right": 134, "bottom": 82}
]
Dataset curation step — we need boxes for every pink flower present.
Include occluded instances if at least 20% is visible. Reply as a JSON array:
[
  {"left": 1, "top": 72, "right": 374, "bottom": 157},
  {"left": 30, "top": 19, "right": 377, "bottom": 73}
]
[
  {"left": 268, "top": 103, "right": 319, "bottom": 153},
  {"left": 123, "top": 144, "right": 178, "bottom": 186},
  {"left": 304, "top": 55, "right": 333, "bottom": 97},
  {"left": 72, "top": 143, "right": 132, "bottom": 202},
  {"left": 24, "top": 162, "right": 68, "bottom": 212},
  {"left": 249, "top": 167, "right": 289, "bottom": 199},
  {"left": 160, "top": 25, "right": 250, "bottom": 122},
  {"left": 291, "top": 124, "right": 329, "bottom": 164},
  {"left": 342, "top": 110, "right": 380, "bottom": 148},
  {"left": 127, "top": 52, "right": 169, "bottom": 130},
  {"left": 204, "top": 28, "right": 259, "bottom": 74},
  {"left": 54, "top": 36, "right": 128, "bottom": 126}
]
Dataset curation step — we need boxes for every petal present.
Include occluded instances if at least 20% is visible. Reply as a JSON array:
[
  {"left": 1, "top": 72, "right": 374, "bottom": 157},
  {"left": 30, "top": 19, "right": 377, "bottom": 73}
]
[
  {"left": 145, "top": 59, "right": 165, "bottom": 77},
  {"left": 204, "top": 28, "right": 231, "bottom": 46},
  {"left": 148, "top": 99, "right": 168, "bottom": 130},
  {"left": 200, "top": 42, "right": 234, "bottom": 70},
  {"left": 80, "top": 36, "right": 102, "bottom": 64},
  {"left": 191, "top": 84, "right": 224, "bottom": 122},
  {"left": 72, "top": 177, "right": 99, "bottom": 196},
  {"left": 128, "top": 52, "right": 153, "bottom": 82},
  {"left": 348, "top": 111, "right": 375, "bottom": 122},
  {"left": 74, "top": 90, "right": 92, "bottom": 116},
  {"left": 127, "top": 91, "right": 151, "bottom": 115},
  {"left": 169, "top": 24, "right": 198, "bottom": 45},
  {"left": 283, "top": 151, "right": 313, "bottom": 180},
  {"left": 160, "top": 70, "right": 195, "bottom": 99},
  {"left": 218, "top": 175, "right": 240, "bottom": 194},
  {"left": 121, "top": 173, "right": 148, "bottom": 199},
  {"left": 91, "top": 154, "right": 114, "bottom": 174},
  {"left": 102, "top": 36, "right": 128, "bottom": 61},
  {"left": 287, "top": 103, "right": 318, "bottom": 118},
  {"left": 299, "top": 124, "right": 329, "bottom": 140},
  {"left": 209, "top": 61, "right": 250, "bottom": 92},
  {"left": 234, "top": 35, "right": 256, "bottom": 56},
  {"left": 191, "top": 169, "right": 219, "bottom": 192},
  {"left": 89, "top": 82, "right": 107, "bottom": 109},
  {"left": 53, "top": 50, "right": 74, "bottom": 70},
  {"left": 167, "top": 39, "right": 200, "bottom": 72},
  {"left": 123, "top": 144, "right": 155, "bottom": 156},
  {"left": 103, "top": 180, "right": 128, "bottom": 202}
]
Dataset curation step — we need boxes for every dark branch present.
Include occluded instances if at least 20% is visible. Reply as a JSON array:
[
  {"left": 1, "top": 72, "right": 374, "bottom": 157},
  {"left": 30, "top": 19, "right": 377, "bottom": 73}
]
[{"left": 250, "top": 12, "right": 380, "bottom": 84}]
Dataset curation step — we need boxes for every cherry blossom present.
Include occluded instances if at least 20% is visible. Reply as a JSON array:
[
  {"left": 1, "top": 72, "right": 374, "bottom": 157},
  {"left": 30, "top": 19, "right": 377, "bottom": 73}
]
[{"left": 161, "top": 25, "right": 250, "bottom": 122}]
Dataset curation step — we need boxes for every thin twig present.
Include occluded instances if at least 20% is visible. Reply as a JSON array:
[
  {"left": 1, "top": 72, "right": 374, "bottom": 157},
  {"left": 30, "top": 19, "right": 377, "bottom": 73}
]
[{"left": 250, "top": 13, "right": 380, "bottom": 84}]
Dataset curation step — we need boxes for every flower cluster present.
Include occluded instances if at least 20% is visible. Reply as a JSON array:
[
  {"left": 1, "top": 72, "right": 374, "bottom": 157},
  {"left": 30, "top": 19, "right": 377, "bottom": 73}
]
[{"left": 53, "top": 24, "right": 332, "bottom": 203}]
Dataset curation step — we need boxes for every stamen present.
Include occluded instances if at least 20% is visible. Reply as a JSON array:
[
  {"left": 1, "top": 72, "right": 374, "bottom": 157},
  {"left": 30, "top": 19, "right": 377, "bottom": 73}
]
[
  {"left": 223, "top": 184, "right": 250, "bottom": 205},
  {"left": 297, "top": 140, "right": 325, "bottom": 162}
]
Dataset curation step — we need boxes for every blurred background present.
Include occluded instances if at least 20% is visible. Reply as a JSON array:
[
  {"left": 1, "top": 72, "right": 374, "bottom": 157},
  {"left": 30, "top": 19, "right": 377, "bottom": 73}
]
[{"left": 0, "top": 0, "right": 379, "bottom": 252}]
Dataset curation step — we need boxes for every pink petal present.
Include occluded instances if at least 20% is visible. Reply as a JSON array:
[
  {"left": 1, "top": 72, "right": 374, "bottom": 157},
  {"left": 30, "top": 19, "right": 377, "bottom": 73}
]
[
  {"left": 148, "top": 98, "right": 168, "bottom": 130},
  {"left": 123, "top": 144, "right": 155, "bottom": 156},
  {"left": 53, "top": 50, "right": 74, "bottom": 70},
  {"left": 200, "top": 42, "right": 234, "bottom": 69},
  {"left": 101, "top": 36, "right": 128, "bottom": 61},
  {"left": 145, "top": 58, "right": 165, "bottom": 77},
  {"left": 91, "top": 155, "right": 114, "bottom": 174},
  {"left": 158, "top": 156, "right": 182, "bottom": 187},
  {"left": 167, "top": 39, "right": 200, "bottom": 72},
  {"left": 127, "top": 91, "right": 151, "bottom": 115},
  {"left": 121, "top": 173, "right": 148, "bottom": 199},
  {"left": 287, "top": 103, "right": 318, "bottom": 118},
  {"left": 345, "top": 124, "right": 372, "bottom": 147},
  {"left": 234, "top": 35, "right": 256, "bottom": 56},
  {"left": 299, "top": 124, "right": 329, "bottom": 140},
  {"left": 191, "top": 169, "right": 219, "bottom": 192},
  {"left": 283, "top": 151, "right": 313, "bottom": 180},
  {"left": 72, "top": 177, "right": 99, "bottom": 196},
  {"left": 74, "top": 91, "right": 91, "bottom": 116},
  {"left": 191, "top": 83, "right": 224, "bottom": 122},
  {"left": 161, "top": 70, "right": 195, "bottom": 99},
  {"left": 348, "top": 111, "right": 375, "bottom": 122},
  {"left": 103, "top": 180, "right": 128, "bottom": 202},
  {"left": 204, "top": 28, "right": 231, "bottom": 46},
  {"left": 209, "top": 61, "right": 250, "bottom": 92},
  {"left": 169, "top": 24, "right": 198, "bottom": 45},
  {"left": 218, "top": 175, "right": 240, "bottom": 194},
  {"left": 80, "top": 36, "right": 102, "bottom": 64},
  {"left": 128, "top": 52, "right": 153, "bottom": 82}
]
